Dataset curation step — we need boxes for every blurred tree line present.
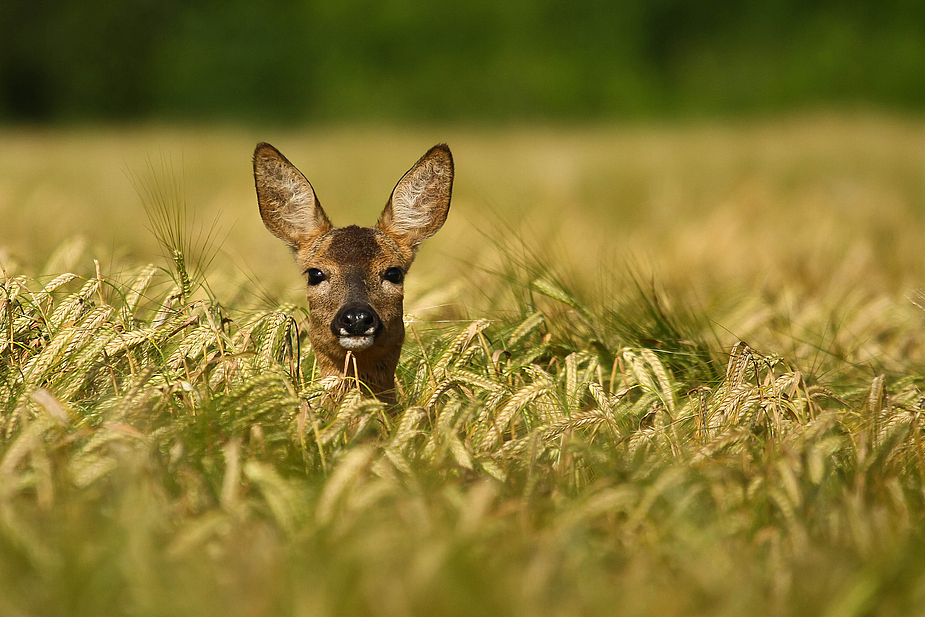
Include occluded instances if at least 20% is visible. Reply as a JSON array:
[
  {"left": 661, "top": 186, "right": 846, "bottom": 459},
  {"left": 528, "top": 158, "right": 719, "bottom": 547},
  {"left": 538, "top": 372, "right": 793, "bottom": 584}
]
[{"left": 1, "top": 0, "right": 923, "bottom": 123}]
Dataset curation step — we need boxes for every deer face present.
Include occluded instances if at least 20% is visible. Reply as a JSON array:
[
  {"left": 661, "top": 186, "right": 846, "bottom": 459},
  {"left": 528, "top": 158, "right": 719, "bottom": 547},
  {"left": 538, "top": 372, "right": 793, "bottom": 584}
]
[
  {"left": 296, "top": 225, "right": 409, "bottom": 364},
  {"left": 253, "top": 143, "right": 453, "bottom": 400}
]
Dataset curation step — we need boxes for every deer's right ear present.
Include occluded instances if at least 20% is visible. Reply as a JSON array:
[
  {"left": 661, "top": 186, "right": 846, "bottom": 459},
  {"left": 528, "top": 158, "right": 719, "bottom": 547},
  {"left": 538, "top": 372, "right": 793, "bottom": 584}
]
[{"left": 254, "top": 143, "right": 332, "bottom": 249}]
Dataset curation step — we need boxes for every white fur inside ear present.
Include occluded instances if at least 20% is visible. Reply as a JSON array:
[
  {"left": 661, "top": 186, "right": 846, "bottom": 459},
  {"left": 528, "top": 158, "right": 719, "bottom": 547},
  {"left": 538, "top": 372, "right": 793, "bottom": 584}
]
[
  {"left": 389, "top": 158, "right": 449, "bottom": 234},
  {"left": 276, "top": 174, "right": 321, "bottom": 231}
]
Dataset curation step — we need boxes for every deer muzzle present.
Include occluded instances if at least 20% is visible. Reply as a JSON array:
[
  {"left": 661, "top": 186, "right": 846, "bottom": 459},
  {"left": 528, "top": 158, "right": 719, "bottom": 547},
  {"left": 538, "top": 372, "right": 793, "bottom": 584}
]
[{"left": 331, "top": 304, "right": 382, "bottom": 351}]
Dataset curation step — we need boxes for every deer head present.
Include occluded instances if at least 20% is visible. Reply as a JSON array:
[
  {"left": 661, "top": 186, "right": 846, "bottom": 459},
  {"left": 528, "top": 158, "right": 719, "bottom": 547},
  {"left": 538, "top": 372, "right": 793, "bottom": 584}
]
[{"left": 254, "top": 142, "right": 453, "bottom": 402}]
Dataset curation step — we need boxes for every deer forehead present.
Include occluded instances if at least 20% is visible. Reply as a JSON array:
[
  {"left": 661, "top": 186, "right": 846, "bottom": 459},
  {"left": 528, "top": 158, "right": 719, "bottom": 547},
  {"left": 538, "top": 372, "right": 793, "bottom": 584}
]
[{"left": 296, "top": 225, "right": 412, "bottom": 273}]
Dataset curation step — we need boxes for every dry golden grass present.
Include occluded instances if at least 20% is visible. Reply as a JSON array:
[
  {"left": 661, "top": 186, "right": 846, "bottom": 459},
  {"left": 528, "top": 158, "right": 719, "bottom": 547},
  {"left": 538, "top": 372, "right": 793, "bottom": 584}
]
[
  {"left": 1, "top": 114, "right": 925, "bottom": 616},
  {"left": 3, "top": 115, "right": 924, "bottom": 287}
]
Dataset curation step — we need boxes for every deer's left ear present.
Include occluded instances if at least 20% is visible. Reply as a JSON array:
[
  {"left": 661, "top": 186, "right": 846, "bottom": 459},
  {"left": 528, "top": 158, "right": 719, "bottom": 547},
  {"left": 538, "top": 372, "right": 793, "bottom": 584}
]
[{"left": 377, "top": 144, "right": 453, "bottom": 249}]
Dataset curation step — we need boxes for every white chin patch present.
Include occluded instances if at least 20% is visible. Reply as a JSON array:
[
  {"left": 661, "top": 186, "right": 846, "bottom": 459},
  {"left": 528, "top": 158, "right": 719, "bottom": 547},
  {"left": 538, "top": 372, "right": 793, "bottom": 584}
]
[{"left": 339, "top": 336, "right": 375, "bottom": 351}]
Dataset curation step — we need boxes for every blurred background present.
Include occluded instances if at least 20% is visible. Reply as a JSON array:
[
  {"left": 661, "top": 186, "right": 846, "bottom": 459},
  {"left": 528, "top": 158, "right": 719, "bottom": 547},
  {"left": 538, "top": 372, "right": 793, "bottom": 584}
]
[
  {"left": 1, "top": 0, "right": 925, "bottom": 313},
  {"left": 2, "top": 0, "right": 924, "bottom": 123}
]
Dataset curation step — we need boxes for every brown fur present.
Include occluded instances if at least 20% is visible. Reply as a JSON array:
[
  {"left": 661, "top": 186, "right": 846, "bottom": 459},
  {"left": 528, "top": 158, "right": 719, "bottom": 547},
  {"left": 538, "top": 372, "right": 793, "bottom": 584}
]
[{"left": 253, "top": 143, "right": 453, "bottom": 403}]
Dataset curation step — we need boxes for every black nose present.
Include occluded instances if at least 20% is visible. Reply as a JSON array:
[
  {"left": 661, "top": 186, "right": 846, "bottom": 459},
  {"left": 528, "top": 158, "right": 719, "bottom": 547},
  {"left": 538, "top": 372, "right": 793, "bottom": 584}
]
[{"left": 332, "top": 305, "right": 381, "bottom": 337}]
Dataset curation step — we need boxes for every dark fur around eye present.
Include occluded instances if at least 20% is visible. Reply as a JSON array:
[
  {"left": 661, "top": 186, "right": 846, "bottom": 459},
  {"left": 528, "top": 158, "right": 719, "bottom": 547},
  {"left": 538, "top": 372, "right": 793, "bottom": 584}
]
[{"left": 384, "top": 267, "right": 404, "bottom": 284}]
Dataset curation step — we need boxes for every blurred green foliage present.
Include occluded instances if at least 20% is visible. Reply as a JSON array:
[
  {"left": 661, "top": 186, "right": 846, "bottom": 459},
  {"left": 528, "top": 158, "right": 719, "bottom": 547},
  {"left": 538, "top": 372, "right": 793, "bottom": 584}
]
[{"left": 1, "top": 0, "right": 924, "bottom": 122}]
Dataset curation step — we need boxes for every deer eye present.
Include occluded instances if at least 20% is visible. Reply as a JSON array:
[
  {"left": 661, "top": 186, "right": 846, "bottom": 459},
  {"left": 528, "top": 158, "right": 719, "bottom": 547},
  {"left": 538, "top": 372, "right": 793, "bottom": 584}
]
[
  {"left": 383, "top": 267, "right": 404, "bottom": 284},
  {"left": 306, "top": 268, "right": 325, "bottom": 285}
]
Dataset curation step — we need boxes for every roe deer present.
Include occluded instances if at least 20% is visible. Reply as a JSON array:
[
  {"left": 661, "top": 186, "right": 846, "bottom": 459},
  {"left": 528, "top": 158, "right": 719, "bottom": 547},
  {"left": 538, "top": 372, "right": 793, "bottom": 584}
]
[{"left": 253, "top": 143, "right": 454, "bottom": 403}]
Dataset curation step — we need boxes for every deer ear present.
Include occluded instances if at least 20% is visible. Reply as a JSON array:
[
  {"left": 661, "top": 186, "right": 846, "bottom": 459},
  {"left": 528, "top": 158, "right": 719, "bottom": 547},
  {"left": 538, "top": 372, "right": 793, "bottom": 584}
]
[
  {"left": 377, "top": 144, "right": 453, "bottom": 249},
  {"left": 254, "top": 143, "right": 332, "bottom": 249}
]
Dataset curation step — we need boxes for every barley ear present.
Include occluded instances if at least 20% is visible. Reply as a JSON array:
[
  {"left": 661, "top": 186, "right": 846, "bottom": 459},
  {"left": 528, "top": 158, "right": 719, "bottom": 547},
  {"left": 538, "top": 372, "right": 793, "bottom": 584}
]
[
  {"left": 377, "top": 144, "right": 453, "bottom": 249},
  {"left": 253, "top": 143, "right": 332, "bottom": 249}
]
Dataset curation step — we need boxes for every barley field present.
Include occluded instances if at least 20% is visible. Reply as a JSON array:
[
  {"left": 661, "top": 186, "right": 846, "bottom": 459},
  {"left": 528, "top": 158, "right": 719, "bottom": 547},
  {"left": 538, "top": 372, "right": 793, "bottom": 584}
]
[{"left": 1, "top": 115, "right": 925, "bottom": 616}]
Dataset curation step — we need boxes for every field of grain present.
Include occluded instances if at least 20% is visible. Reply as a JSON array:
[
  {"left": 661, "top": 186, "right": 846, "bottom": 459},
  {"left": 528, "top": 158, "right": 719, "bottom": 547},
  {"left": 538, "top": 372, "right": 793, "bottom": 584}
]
[{"left": 1, "top": 115, "right": 925, "bottom": 616}]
